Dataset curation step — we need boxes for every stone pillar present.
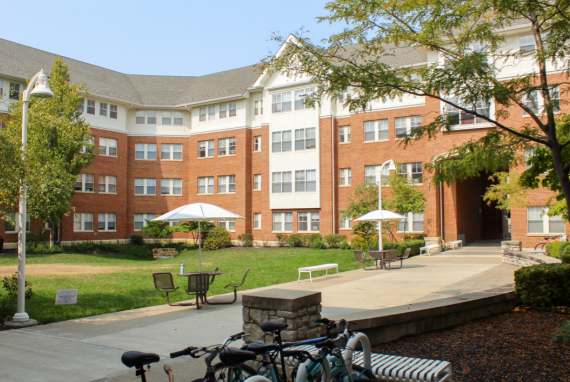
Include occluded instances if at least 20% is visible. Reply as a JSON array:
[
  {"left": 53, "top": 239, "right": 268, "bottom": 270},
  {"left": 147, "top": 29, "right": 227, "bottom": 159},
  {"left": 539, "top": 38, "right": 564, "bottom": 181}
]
[
  {"left": 501, "top": 240, "right": 522, "bottom": 256},
  {"left": 242, "top": 289, "right": 321, "bottom": 343},
  {"left": 424, "top": 237, "right": 442, "bottom": 254}
]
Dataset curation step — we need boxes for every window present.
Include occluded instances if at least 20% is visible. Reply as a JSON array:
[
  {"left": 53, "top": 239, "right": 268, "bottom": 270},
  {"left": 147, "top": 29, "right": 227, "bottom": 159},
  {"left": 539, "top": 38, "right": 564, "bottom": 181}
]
[
  {"left": 365, "top": 165, "right": 378, "bottom": 184},
  {"left": 99, "top": 102, "right": 108, "bottom": 117},
  {"left": 4, "top": 212, "right": 29, "bottom": 232},
  {"left": 74, "top": 213, "right": 93, "bottom": 232},
  {"left": 87, "top": 99, "right": 96, "bottom": 115},
  {"left": 161, "top": 179, "right": 182, "bottom": 195},
  {"left": 254, "top": 100, "right": 263, "bottom": 116},
  {"left": 198, "top": 177, "right": 214, "bottom": 194},
  {"left": 254, "top": 174, "right": 261, "bottom": 190},
  {"left": 340, "top": 126, "right": 351, "bottom": 143},
  {"left": 398, "top": 162, "right": 423, "bottom": 184},
  {"left": 340, "top": 214, "right": 352, "bottom": 230},
  {"left": 208, "top": 106, "right": 215, "bottom": 120},
  {"left": 219, "top": 138, "right": 236, "bottom": 156},
  {"left": 364, "top": 119, "right": 389, "bottom": 141},
  {"left": 295, "top": 128, "right": 316, "bottom": 150},
  {"left": 340, "top": 168, "right": 351, "bottom": 186},
  {"left": 295, "top": 170, "right": 317, "bottom": 192},
  {"left": 219, "top": 104, "right": 227, "bottom": 119},
  {"left": 520, "top": 35, "right": 536, "bottom": 53},
  {"left": 295, "top": 87, "right": 315, "bottom": 110},
  {"left": 443, "top": 99, "right": 489, "bottom": 125},
  {"left": 198, "top": 140, "right": 215, "bottom": 158},
  {"left": 134, "top": 213, "right": 157, "bottom": 231},
  {"left": 218, "top": 175, "right": 236, "bottom": 193},
  {"left": 10, "top": 83, "right": 20, "bottom": 100},
  {"left": 173, "top": 111, "right": 183, "bottom": 125},
  {"left": 523, "top": 87, "right": 560, "bottom": 115},
  {"left": 147, "top": 111, "right": 157, "bottom": 124},
  {"left": 272, "top": 91, "right": 292, "bottom": 113},
  {"left": 135, "top": 178, "right": 156, "bottom": 195},
  {"left": 273, "top": 212, "right": 293, "bottom": 231},
  {"left": 136, "top": 111, "right": 145, "bottom": 124},
  {"left": 218, "top": 220, "right": 235, "bottom": 231},
  {"left": 98, "top": 175, "right": 117, "bottom": 193},
  {"left": 395, "top": 116, "right": 421, "bottom": 138},
  {"left": 199, "top": 108, "right": 206, "bottom": 122},
  {"left": 525, "top": 148, "right": 536, "bottom": 170},
  {"left": 527, "top": 207, "right": 565, "bottom": 234},
  {"left": 253, "top": 136, "right": 261, "bottom": 152},
  {"left": 110, "top": 104, "right": 118, "bottom": 119},
  {"left": 229, "top": 102, "right": 237, "bottom": 117},
  {"left": 299, "top": 212, "right": 320, "bottom": 231},
  {"left": 98, "top": 213, "right": 116, "bottom": 231},
  {"left": 75, "top": 174, "right": 95, "bottom": 192},
  {"left": 135, "top": 143, "right": 157, "bottom": 160},
  {"left": 162, "top": 111, "right": 172, "bottom": 124},
  {"left": 253, "top": 213, "right": 261, "bottom": 229},
  {"left": 398, "top": 212, "right": 424, "bottom": 232},
  {"left": 80, "top": 137, "right": 94, "bottom": 154},
  {"left": 99, "top": 138, "right": 117, "bottom": 156},
  {"left": 272, "top": 172, "right": 292, "bottom": 193},
  {"left": 522, "top": 91, "right": 539, "bottom": 114},
  {"left": 272, "top": 130, "right": 292, "bottom": 152},
  {"left": 161, "top": 144, "right": 182, "bottom": 160}
]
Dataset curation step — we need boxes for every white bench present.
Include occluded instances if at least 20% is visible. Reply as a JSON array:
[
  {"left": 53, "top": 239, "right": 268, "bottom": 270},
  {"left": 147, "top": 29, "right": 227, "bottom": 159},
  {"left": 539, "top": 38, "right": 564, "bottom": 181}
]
[
  {"left": 445, "top": 240, "right": 463, "bottom": 250},
  {"left": 298, "top": 263, "right": 339, "bottom": 282},
  {"left": 420, "top": 245, "right": 439, "bottom": 256}
]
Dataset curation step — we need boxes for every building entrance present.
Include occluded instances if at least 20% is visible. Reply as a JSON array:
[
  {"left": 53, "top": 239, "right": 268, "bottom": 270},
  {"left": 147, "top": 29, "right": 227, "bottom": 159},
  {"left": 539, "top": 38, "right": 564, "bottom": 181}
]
[{"left": 455, "top": 173, "right": 506, "bottom": 244}]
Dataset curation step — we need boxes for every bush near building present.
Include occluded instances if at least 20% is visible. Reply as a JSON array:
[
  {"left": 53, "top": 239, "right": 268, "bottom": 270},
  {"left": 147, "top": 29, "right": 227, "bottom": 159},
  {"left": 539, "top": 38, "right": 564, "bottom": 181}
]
[
  {"left": 515, "top": 264, "right": 570, "bottom": 309},
  {"left": 383, "top": 239, "right": 425, "bottom": 256},
  {"left": 203, "top": 226, "right": 232, "bottom": 250},
  {"left": 545, "top": 242, "right": 570, "bottom": 259}
]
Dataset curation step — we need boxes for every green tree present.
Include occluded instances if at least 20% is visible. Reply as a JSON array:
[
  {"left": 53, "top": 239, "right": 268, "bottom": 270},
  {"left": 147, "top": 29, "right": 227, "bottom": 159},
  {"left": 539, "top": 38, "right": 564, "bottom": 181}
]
[
  {"left": 0, "top": 57, "right": 94, "bottom": 229},
  {"left": 172, "top": 221, "right": 215, "bottom": 246},
  {"left": 264, "top": 0, "right": 570, "bottom": 220},
  {"left": 383, "top": 172, "right": 426, "bottom": 239},
  {"left": 341, "top": 180, "right": 380, "bottom": 242},
  {"left": 483, "top": 172, "right": 531, "bottom": 212},
  {"left": 141, "top": 220, "right": 173, "bottom": 244}
]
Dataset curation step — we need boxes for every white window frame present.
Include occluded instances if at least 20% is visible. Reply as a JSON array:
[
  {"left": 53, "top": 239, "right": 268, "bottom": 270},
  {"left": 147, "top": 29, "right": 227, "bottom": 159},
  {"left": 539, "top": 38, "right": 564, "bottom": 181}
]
[
  {"left": 98, "top": 213, "right": 116, "bottom": 231},
  {"left": 208, "top": 106, "right": 215, "bottom": 120},
  {"left": 99, "top": 138, "right": 117, "bottom": 156},
  {"left": 527, "top": 207, "right": 565, "bottom": 234},
  {"left": 135, "top": 143, "right": 157, "bottom": 160},
  {"left": 253, "top": 136, "right": 261, "bottom": 152},
  {"left": 254, "top": 100, "right": 263, "bottom": 116},
  {"left": 218, "top": 175, "right": 236, "bottom": 193},
  {"left": 364, "top": 119, "right": 389, "bottom": 141},
  {"left": 161, "top": 179, "right": 182, "bottom": 195},
  {"left": 520, "top": 34, "right": 536, "bottom": 53},
  {"left": 4, "top": 212, "right": 29, "bottom": 233},
  {"left": 135, "top": 110, "right": 145, "bottom": 124},
  {"left": 395, "top": 116, "right": 421, "bottom": 138},
  {"left": 198, "top": 140, "right": 215, "bottom": 158},
  {"left": 253, "top": 213, "right": 261, "bottom": 229},
  {"left": 272, "top": 91, "right": 292, "bottom": 113},
  {"left": 272, "top": 172, "right": 292, "bottom": 193},
  {"left": 86, "top": 99, "right": 95, "bottom": 114},
  {"left": 198, "top": 177, "right": 214, "bottom": 194},
  {"left": 273, "top": 212, "right": 293, "bottom": 232},
  {"left": 340, "top": 126, "right": 351, "bottom": 143},
  {"left": 272, "top": 130, "right": 292, "bottom": 152},
  {"left": 135, "top": 178, "right": 156, "bottom": 195},
  {"left": 397, "top": 212, "right": 424, "bottom": 232},
  {"left": 173, "top": 111, "right": 183, "bottom": 125},
  {"left": 75, "top": 174, "right": 95, "bottom": 192},
  {"left": 229, "top": 102, "right": 237, "bottom": 117},
  {"left": 110, "top": 104, "right": 118, "bottom": 119},
  {"left": 294, "top": 127, "right": 316, "bottom": 150},
  {"left": 98, "top": 175, "right": 117, "bottom": 193},
  {"left": 199, "top": 108, "right": 206, "bottom": 122},
  {"left": 298, "top": 212, "right": 320, "bottom": 232},
  {"left": 340, "top": 213, "right": 352, "bottom": 230},
  {"left": 398, "top": 162, "right": 423, "bottom": 184},
  {"left": 442, "top": 98, "right": 490, "bottom": 127},
  {"left": 522, "top": 86, "right": 560, "bottom": 115},
  {"left": 99, "top": 102, "right": 108, "bottom": 117},
  {"left": 9, "top": 83, "right": 21, "bottom": 100},
  {"left": 294, "top": 87, "right": 315, "bottom": 110},
  {"left": 74, "top": 213, "right": 94, "bottom": 232},
  {"left": 161, "top": 144, "right": 182, "bottom": 160},
  {"left": 219, "top": 104, "right": 227, "bottom": 119},
  {"left": 340, "top": 168, "right": 351, "bottom": 186},
  {"left": 253, "top": 174, "right": 261, "bottom": 190},
  {"left": 295, "top": 170, "right": 317, "bottom": 192},
  {"left": 219, "top": 138, "right": 236, "bottom": 156},
  {"left": 218, "top": 220, "right": 236, "bottom": 231},
  {"left": 162, "top": 111, "right": 172, "bottom": 125},
  {"left": 134, "top": 213, "right": 157, "bottom": 231},
  {"left": 147, "top": 111, "right": 157, "bottom": 124}
]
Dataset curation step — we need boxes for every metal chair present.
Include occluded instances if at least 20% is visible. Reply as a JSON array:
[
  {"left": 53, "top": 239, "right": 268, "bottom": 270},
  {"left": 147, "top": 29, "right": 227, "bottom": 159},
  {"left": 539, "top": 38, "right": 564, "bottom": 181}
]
[
  {"left": 152, "top": 272, "right": 196, "bottom": 307},
  {"left": 205, "top": 268, "right": 250, "bottom": 305},
  {"left": 209, "top": 267, "right": 220, "bottom": 285},
  {"left": 186, "top": 273, "right": 210, "bottom": 309},
  {"left": 382, "top": 249, "right": 401, "bottom": 270},
  {"left": 389, "top": 247, "right": 411, "bottom": 269},
  {"left": 354, "top": 250, "right": 375, "bottom": 270}
]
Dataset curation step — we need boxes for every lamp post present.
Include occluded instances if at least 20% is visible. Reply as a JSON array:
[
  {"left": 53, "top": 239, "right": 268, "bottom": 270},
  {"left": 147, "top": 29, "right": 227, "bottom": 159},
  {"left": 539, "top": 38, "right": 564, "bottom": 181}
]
[
  {"left": 10, "top": 70, "right": 54, "bottom": 327},
  {"left": 377, "top": 159, "right": 397, "bottom": 251}
]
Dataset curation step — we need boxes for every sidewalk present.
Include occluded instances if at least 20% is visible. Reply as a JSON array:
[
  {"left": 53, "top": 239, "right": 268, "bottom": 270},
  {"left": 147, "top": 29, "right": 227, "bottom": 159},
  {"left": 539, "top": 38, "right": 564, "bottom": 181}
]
[{"left": 0, "top": 245, "right": 516, "bottom": 382}]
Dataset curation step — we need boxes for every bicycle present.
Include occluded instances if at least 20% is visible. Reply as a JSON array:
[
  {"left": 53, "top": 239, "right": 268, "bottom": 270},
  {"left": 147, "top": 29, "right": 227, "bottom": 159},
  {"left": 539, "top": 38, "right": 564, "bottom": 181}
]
[
  {"left": 534, "top": 235, "right": 568, "bottom": 253},
  {"left": 120, "top": 351, "right": 174, "bottom": 382}
]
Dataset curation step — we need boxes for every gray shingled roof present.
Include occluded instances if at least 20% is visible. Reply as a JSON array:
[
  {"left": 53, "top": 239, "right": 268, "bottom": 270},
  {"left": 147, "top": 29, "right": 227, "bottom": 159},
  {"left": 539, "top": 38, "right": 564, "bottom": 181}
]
[
  {"left": 340, "top": 43, "right": 427, "bottom": 67},
  {"left": 0, "top": 38, "right": 260, "bottom": 106}
]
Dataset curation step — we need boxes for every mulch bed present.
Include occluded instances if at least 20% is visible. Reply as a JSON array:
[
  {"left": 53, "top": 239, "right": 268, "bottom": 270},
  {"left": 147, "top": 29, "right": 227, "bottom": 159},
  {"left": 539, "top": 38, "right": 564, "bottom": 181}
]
[{"left": 372, "top": 308, "right": 570, "bottom": 382}]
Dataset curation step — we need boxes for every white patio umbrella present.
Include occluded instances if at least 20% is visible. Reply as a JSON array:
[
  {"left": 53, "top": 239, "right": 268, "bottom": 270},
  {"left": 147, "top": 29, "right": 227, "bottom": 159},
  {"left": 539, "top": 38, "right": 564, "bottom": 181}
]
[
  {"left": 152, "top": 203, "right": 245, "bottom": 272},
  {"left": 354, "top": 209, "right": 406, "bottom": 251}
]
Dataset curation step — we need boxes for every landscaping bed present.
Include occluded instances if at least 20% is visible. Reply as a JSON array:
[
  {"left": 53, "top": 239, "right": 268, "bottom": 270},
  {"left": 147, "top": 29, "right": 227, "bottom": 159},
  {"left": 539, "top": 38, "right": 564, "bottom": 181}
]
[{"left": 373, "top": 308, "right": 570, "bottom": 382}]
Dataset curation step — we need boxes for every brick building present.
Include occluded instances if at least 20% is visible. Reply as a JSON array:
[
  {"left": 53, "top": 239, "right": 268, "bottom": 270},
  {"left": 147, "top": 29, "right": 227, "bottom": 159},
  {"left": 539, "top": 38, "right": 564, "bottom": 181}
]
[{"left": 0, "top": 21, "right": 567, "bottom": 250}]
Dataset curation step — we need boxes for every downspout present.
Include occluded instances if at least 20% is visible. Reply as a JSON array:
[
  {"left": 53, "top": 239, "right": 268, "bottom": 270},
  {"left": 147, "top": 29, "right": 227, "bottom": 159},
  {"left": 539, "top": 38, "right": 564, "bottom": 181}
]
[
  {"left": 439, "top": 180, "right": 444, "bottom": 240},
  {"left": 331, "top": 111, "right": 335, "bottom": 234}
]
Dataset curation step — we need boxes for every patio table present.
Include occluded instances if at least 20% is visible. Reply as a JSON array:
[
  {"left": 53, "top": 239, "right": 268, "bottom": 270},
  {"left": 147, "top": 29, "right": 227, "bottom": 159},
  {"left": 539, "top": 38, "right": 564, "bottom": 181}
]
[{"left": 368, "top": 250, "right": 389, "bottom": 269}]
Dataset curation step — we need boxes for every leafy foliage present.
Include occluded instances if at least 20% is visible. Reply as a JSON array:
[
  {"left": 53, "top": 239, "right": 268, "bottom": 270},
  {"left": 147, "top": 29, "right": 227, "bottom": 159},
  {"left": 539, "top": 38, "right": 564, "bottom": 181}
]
[
  {"left": 311, "top": 238, "right": 327, "bottom": 250},
  {"left": 238, "top": 233, "right": 254, "bottom": 247},
  {"left": 0, "top": 273, "right": 35, "bottom": 324},
  {"left": 383, "top": 239, "right": 425, "bottom": 256},
  {"left": 141, "top": 220, "right": 173, "bottom": 244},
  {"left": 173, "top": 221, "right": 214, "bottom": 245},
  {"left": 339, "top": 240, "right": 351, "bottom": 250},
  {"left": 203, "top": 226, "right": 232, "bottom": 250},
  {"left": 324, "top": 234, "right": 347, "bottom": 248},
  {"left": 515, "top": 264, "right": 570, "bottom": 309},
  {"left": 275, "top": 233, "right": 288, "bottom": 247},
  {"left": 546, "top": 242, "right": 570, "bottom": 259},
  {"left": 129, "top": 235, "right": 144, "bottom": 245},
  {"left": 287, "top": 234, "right": 304, "bottom": 247},
  {"left": 483, "top": 172, "right": 530, "bottom": 211}
]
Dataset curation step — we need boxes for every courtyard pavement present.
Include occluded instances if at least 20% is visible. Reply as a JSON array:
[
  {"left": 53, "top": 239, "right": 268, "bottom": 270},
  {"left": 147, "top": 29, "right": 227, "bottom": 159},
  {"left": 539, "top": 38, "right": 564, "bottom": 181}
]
[{"left": 0, "top": 243, "right": 517, "bottom": 382}]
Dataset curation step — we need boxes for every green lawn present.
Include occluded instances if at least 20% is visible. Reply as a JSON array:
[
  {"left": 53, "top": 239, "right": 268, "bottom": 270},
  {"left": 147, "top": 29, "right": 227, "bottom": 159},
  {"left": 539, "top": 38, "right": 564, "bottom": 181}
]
[{"left": 0, "top": 247, "right": 359, "bottom": 324}]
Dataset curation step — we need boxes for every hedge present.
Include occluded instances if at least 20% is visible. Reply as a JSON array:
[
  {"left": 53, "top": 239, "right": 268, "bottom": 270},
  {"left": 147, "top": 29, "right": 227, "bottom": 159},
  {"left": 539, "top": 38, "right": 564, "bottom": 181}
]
[
  {"left": 515, "top": 263, "right": 570, "bottom": 309},
  {"left": 382, "top": 239, "right": 425, "bottom": 256},
  {"left": 562, "top": 246, "right": 570, "bottom": 264},
  {"left": 545, "top": 242, "right": 570, "bottom": 259}
]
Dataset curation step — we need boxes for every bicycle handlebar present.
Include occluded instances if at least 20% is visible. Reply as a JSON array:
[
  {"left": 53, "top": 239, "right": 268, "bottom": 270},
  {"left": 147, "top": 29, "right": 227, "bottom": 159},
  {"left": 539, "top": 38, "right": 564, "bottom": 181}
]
[{"left": 170, "top": 347, "right": 196, "bottom": 359}]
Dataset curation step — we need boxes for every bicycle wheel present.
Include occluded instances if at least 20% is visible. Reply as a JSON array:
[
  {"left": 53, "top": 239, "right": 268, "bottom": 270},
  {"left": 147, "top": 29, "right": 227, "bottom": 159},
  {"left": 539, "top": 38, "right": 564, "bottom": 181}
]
[
  {"left": 534, "top": 243, "right": 546, "bottom": 252},
  {"left": 211, "top": 362, "right": 258, "bottom": 382}
]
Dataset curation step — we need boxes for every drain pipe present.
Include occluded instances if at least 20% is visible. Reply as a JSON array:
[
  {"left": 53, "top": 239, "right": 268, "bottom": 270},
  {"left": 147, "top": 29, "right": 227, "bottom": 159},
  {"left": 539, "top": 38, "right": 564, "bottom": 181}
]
[
  {"left": 331, "top": 111, "right": 335, "bottom": 234},
  {"left": 439, "top": 180, "right": 444, "bottom": 239}
]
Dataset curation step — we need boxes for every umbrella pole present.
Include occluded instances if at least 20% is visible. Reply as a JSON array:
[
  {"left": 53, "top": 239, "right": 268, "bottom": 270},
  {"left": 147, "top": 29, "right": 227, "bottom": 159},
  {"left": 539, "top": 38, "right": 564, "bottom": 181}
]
[
  {"left": 198, "top": 221, "right": 202, "bottom": 273},
  {"left": 378, "top": 221, "right": 382, "bottom": 251}
]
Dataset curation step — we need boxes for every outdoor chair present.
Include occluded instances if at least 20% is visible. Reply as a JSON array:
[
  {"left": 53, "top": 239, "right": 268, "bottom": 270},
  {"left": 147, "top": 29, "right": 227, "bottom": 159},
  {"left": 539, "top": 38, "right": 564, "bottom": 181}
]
[
  {"left": 152, "top": 272, "right": 196, "bottom": 307},
  {"left": 209, "top": 267, "right": 220, "bottom": 285},
  {"left": 186, "top": 273, "right": 210, "bottom": 309},
  {"left": 354, "top": 250, "right": 375, "bottom": 270},
  {"left": 381, "top": 249, "right": 400, "bottom": 270},
  {"left": 389, "top": 247, "right": 411, "bottom": 269},
  {"left": 205, "top": 268, "right": 250, "bottom": 305}
]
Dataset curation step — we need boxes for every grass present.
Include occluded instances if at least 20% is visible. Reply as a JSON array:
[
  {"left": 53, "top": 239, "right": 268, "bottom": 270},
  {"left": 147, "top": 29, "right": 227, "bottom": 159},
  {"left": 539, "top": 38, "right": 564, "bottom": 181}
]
[{"left": 0, "top": 247, "right": 360, "bottom": 324}]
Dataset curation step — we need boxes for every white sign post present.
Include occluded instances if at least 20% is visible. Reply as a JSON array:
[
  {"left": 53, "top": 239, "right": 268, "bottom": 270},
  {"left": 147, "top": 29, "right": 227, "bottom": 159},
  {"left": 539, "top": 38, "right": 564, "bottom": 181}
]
[{"left": 55, "top": 289, "right": 78, "bottom": 305}]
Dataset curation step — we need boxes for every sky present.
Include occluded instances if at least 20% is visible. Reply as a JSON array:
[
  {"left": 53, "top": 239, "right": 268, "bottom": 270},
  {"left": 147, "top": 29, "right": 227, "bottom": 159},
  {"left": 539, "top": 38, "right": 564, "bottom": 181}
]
[{"left": 2, "top": 0, "right": 345, "bottom": 77}]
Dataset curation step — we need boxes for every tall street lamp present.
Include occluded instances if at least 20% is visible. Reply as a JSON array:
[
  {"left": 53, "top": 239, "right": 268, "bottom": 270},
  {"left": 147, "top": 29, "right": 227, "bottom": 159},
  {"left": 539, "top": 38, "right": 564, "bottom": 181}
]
[
  {"left": 9, "top": 70, "right": 54, "bottom": 327},
  {"left": 376, "top": 159, "right": 397, "bottom": 251}
]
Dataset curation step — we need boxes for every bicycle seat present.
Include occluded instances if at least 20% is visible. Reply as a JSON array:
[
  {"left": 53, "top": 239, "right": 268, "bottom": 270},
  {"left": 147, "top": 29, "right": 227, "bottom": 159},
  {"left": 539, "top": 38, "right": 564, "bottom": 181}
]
[
  {"left": 247, "top": 340, "right": 281, "bottom": 354},
  {"left": 121, "top": 351, "right": 160, "bottom": 368},
  {"left": 219, "top": 348, "right": 257, "bottom": 364},
  {"left": 260, "top": 321, "right": 288, "bottom": 333}
]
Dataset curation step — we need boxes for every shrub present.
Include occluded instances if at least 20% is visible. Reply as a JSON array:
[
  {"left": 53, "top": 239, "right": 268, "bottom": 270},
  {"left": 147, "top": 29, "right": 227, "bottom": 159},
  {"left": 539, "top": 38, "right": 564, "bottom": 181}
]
[
  {"left": 27, "top": 243, "right": 64, "bottom": 254},
  {"left": 203, "top": 227, "right": 232, "bottom": 250},
  {"left": 561, "top": 246, "right": 570, "bottom": 264},
  {"left": 0, "top": 273, "right": 34, "bottom": 324},
  {"left": 130, "top": 235, "right": 144, "bottom": 245},
  {"left": 237, "top": 233, "right": 254, "bottom": 247},
  {"left": 300, "top": 235, "right": 310, "bottom": 247},
  {"left": 26, "top": 230, "right": 48, "bottom": 245},
  {"left": 311, "top": 239, "right": 327, "bottom": 250},
  {"left": 0, "top": 237, "right": 3, "bottom": 252},
  {"left": 288, "top": 234, "right": 304, "bottom": 247},
  {"left": 553, "top": 319, "right": 570, "bottom": 342},
  {"left": 546, "top": 242, "right": 570, "bottom": 259},
  {"left": 515, "top": 264, "right": 570, "bottom": 309},
  {"left": 141, "top": 220, "right": 173, "bottom": 244},
  {"left": 308, "top": 233, "right": 323, "bottom": 245},
  {"left": 275, "top": 234, "right": 288, "bottom": 247},
  {"left": 324, "top": 234, "right": 347, "bottom": 249},
  {"left": 350, "top": 236, "right": 369, "bottom": 250},
  {"left": 383, "top": 239, "right": 425, "bottom": 256},
  {"left": 339, "top": 240, "right": 351, "bottom": 250}
]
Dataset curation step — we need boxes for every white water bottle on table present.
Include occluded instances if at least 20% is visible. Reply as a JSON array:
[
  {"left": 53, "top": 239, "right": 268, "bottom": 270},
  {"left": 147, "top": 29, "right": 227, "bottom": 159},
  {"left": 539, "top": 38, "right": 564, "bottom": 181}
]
[{"left": 180, "top": 262, "right": 185, "bottom": 274}]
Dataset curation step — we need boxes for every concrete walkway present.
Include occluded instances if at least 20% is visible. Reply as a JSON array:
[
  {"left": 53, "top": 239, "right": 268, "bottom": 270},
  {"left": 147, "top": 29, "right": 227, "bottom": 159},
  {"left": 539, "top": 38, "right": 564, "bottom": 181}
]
[{"left": 0, "top": 244, "right": 517, "bottom": 382}]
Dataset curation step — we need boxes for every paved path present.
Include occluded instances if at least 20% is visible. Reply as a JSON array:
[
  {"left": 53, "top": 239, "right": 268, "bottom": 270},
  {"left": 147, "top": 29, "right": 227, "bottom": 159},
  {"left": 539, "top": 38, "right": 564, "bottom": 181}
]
[{"left": 0, "top": 244, "right": 517, "bottom": 382}]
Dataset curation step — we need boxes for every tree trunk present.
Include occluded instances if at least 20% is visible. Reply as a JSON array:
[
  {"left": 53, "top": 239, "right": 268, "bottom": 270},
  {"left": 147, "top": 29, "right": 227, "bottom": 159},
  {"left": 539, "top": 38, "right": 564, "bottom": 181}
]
[{"left": 550, "top": 143, "right": 570, "bottom": 218}]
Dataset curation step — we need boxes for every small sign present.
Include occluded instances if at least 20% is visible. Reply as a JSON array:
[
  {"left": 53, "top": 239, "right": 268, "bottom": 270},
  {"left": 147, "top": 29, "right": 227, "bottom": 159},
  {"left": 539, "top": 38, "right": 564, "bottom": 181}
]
[{"left": 55, "top": 289, "right": 78, "bottom": 305}]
